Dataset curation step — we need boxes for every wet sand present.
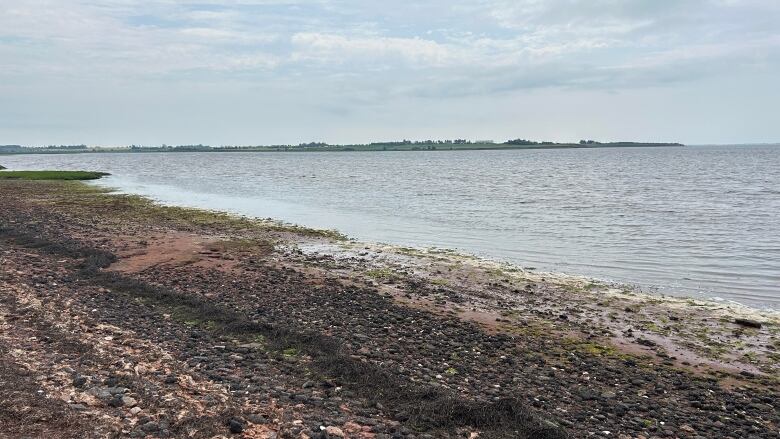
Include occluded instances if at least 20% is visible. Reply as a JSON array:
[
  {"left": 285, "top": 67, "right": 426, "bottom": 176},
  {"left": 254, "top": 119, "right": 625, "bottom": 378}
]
[{"left": 0, "top": 180, "right": 777, "bottom": 438}]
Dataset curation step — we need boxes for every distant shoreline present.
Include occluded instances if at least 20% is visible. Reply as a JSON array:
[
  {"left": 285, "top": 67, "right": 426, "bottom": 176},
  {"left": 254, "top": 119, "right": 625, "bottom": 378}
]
[{"left": 0, "top": 141, "right": 684, "bottom": 155}]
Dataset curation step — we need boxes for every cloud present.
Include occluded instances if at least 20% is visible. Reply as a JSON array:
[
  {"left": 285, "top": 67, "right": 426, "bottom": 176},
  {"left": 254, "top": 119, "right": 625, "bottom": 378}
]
[
  {"left": 1, "top": 0, "right": 779, "bottom": 144},
  {"left": 291, "top": 32, "right": 455, "bottom": 66},
  {"left": 2, "top": 0, "right": 777, "bottom": 87}
]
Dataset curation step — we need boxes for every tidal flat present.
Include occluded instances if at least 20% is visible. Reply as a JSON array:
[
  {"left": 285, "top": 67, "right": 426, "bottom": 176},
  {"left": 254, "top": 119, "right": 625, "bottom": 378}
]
[{"left": 0, "top": 179, "right": 777, "bottom": 438}]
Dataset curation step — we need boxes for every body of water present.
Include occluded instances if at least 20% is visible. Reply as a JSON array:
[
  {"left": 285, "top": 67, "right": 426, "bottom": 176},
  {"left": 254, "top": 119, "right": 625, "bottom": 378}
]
[{"left": 3, "top": 145, "right": 779, "bottom": 309}]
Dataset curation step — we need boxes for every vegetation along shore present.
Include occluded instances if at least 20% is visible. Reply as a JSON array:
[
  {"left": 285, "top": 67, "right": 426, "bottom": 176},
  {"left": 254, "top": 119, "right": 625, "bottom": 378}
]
[{"left": 0, "top": 172, "right": 777, "bottom": 438}]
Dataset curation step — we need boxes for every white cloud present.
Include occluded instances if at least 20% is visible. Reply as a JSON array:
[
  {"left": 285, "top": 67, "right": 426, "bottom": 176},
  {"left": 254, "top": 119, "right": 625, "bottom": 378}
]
[
  {"left": 291, "top": 32, "right": 456, "bottom": 66},
  {"left": 1, "top": 0, "right": 779, "bottom": 144}
]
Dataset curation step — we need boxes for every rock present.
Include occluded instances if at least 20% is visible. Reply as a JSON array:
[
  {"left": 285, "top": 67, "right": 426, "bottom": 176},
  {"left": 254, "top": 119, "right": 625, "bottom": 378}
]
[
  {"left": 325, "top": 426, "right": 346, "bottom": 437},
  {"left": 121, "top": 396, "right": 137, "bottom": 407},
  {"left": 72, "top": 375, "right": 87, "bottom": 388},
  {"left": 636, "top": 338, "right": 657, "bottom": 347},
  {"left": 734, "top": 318, "right": 762, "bottom": 329},
  {"left": 106, "top": 387, "right": 125, "bottom": 395},
  {"left": 108, "top": 395, "right": 124, "bottom": 407},
  {"left": 680, "top": 424, "right": 696, "bottom": 434},
  {"left": 94, "top": 389, "right": 112, "bottom": 401},
  {"left": 130, "top": 407, "right": 142, "bottom": 416},
  {"left": 247, "top": 414, "right": 267, "bottom": 424},
  {"left": 228, "top": 419, "right": 244, "bottom": 434},
  {"left": 141, "top": 422, "right": 159, "bottom": 433}
]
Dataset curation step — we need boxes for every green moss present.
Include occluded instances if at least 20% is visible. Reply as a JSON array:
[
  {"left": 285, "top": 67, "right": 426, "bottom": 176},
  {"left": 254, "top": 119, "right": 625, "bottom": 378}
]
[
  {"left": 741, "top": 352, "right": 758, "bottom": 362},
  {"left": 283, "top": 347, "right": 299, "bottom": 357},
  {"left": 580, "top": 342, "right": 618, "bottom": 356},
  {"left": 0, "top": 170, "right": 109, "bottom": 180},
  {"left": 430, "top": 278, "right": 450, "bottom": 286},
  {"left": 24, "top": 180, "right": 346, "bottom": 240},
  {"left": 365, "top": 268, "right": 398, "bottom": 281}
]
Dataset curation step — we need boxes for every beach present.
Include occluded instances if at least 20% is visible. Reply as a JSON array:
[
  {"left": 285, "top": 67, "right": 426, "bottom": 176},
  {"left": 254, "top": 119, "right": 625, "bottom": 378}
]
[{"left": 1, "top": 179, "right": 778, "bottom": 438}]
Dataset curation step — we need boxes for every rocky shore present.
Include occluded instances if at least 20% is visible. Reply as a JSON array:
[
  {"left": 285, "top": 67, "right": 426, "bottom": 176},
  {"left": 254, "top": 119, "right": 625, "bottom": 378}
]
[{"left": 0, "top": 180, "right": 777, "bottom": 439}]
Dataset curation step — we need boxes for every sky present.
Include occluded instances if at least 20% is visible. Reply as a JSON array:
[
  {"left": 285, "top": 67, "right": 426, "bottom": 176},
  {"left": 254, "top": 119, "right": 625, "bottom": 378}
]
[{"left": 1, "top": 0, "right": 779, "bottom": 146}]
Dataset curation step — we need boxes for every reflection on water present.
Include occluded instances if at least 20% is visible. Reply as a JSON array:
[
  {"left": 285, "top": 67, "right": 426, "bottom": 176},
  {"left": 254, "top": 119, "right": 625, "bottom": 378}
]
[{"left": 3, "top": 145, "right": 779, "bottom": 309}]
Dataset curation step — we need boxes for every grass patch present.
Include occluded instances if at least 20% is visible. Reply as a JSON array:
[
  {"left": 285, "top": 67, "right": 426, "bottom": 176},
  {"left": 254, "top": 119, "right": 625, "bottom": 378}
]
[
  {"left": 0, "top": 170, "right": 109, "bottom": 180},
  {"left": 9, "top": 179, "right": 346, "bottom": 240},
  {"left": 206, "top": 238, "right": 275, "bottom": 254},
  {"left": 430, "top": 278, "right": 450, "bottom": 286},
  {"left": 282, "top": 347, "right": 299, "bottom": 357},
  {"left": 365, "top": 268, "right": 399, "bottom": 281}
]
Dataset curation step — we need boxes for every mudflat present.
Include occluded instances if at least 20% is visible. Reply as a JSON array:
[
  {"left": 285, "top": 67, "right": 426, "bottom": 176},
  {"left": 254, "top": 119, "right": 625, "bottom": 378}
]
[{"left": 0, "top": 180, "right": 777, "bottom": 438}]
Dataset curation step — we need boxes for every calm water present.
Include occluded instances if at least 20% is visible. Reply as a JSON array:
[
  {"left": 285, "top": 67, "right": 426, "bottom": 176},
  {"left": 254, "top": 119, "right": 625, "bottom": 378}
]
[{"left": 3, "top": 146, "right": 779, "bottom": 309}]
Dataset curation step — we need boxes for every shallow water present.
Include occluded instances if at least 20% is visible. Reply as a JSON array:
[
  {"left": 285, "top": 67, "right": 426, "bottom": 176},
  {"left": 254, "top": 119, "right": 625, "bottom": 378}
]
[{"left": 3, "top": 145, "right": 779, "bottom": 309}]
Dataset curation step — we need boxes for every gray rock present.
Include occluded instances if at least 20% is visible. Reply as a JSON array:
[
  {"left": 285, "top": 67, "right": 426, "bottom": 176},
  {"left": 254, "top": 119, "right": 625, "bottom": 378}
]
[
  {"left": 247, "top": 414, "right": 268, "bottom": 424},
  {"left": 228, "top": 419, "right": 244, "bottom": 434},
  {"left": 72, "top": 375, "right": 87, "bottom": 388},
  {"left": 121, "top": 396, "right": 137, "bottom": 407},
  {"left": 141, "top": 422, "right": 159, "bottom": 433}
]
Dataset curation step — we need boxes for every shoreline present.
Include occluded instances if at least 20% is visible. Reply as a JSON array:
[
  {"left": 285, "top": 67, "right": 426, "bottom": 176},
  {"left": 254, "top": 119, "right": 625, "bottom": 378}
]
[
  {"left": 89, "top": 177, "right": 779, "bottom": 314},
  {"left": 1, "top": 142, "right": 685, "bottom": 155},
  {"left": 1, "top": 179, "right": 777, "bottom": 438}
]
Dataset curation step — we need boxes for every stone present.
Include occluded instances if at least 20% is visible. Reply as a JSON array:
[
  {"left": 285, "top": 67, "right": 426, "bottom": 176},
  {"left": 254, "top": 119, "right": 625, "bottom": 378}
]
[
  {"left": 121, "top": 396, "right": 137, "bottom": 407},
  {"left": 247, "top": 414, "right": 268, "bottom": 424},
  {"left": 680, "top": 424, "right": 696, "bottom": 434},
  {"left": 72, "top": 375, "right": 87, "bottom": 388},
  {"left": 325, "top": 426, "right": 345, "bottom": 437},
  {"left": 108, "top": 395, "right": 124, "bottom": 407},
  {"left": 228, "top": 419, "right": 244, "bottom": 434},
  {"left": 141, "top": 422, "right": 159, "bottom": 433}
]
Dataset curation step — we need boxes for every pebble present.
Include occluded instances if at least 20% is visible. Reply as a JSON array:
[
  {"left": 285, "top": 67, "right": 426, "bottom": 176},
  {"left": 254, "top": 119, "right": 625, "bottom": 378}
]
[{"left": 228, "top": 419, "right": 244, "bottom": 434}]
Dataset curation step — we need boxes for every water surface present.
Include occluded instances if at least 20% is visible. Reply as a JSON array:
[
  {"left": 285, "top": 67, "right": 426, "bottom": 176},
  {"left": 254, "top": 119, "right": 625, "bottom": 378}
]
[{"left": 3, "top": 145, "right": 779, "bottom": 309}]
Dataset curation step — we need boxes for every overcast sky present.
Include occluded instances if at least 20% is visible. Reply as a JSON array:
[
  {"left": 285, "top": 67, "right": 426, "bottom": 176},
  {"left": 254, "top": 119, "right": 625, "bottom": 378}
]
[{"left": 1, "top": 0, "right": 778, "bottom": 146}]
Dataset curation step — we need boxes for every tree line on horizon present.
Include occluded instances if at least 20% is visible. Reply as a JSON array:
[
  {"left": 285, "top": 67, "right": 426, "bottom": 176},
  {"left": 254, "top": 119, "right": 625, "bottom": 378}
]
[{"left": 1, "top": 139, "right": 683, "bottom": 153}]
